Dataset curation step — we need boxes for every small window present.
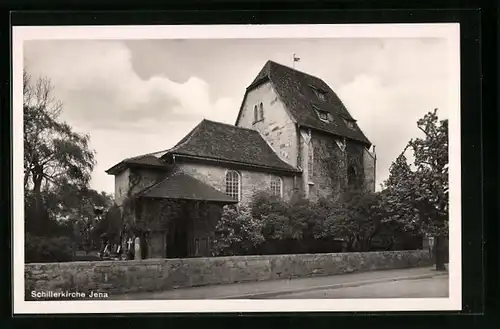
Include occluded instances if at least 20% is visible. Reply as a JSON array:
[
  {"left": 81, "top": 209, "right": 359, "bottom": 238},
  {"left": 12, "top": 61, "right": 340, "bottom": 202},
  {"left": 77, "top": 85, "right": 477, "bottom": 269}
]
[
  {"left": 315, "top": 108, "right": 331, "bottom": 123},
  {"left": 311, "top": 86, "right": 327, "bottom": 101},
  {"left": 307, "top": 141, "right": 314, "bottom": 182},
  {"left": 343, "top": 118, "right": 355, "bottom": 130},
  {"left": 225, "top": 170, "right": 241, "bottom": 201},
  {"left": 253, "top": 103, "right": 264, "bottom": 123},
  {"left": 318, "top": 111, "right": 328, "bottom": 121},
  {"left": 315, "top": 90, "right": 326, "bottom": 101},
  {"left": 270, "top": 176, "right": 283, "bottom": 197}
]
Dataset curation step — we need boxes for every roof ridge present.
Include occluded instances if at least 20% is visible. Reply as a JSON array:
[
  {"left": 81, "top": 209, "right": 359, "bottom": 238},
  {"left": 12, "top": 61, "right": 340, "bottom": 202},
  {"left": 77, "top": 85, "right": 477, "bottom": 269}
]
[
  {"left": 170, "top": 120, "right": 205, "bottom": 152},
  {"left": 173, "top": 152, "right": 299, "bottom": 172},
  {"left": 267, "top": 60, "right": 323, "bottom": 81},
  {"left": 262, "top": 60, "right": 371, "bottom": 145},
  {"left": 202, "top": 118, "right": 261, "bottom": 133},
  {"left": 125, "top": 149, "right": 170, "bottom": 161}
]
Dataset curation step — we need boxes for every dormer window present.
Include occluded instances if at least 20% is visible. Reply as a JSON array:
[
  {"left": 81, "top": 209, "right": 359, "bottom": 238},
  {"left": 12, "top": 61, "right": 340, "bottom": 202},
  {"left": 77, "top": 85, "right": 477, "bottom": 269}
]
[
  {"left": 315, "top": 90, "right": 326, "bottom": 101},
  {"left": 310, "top": 85, "right": 327, "bottom": 102},
  {"left": 342, "top": 117, "right": 356, "bottom": 130},
  {"left": 314, "top": 106, "right": 332, "bottom": 123}
]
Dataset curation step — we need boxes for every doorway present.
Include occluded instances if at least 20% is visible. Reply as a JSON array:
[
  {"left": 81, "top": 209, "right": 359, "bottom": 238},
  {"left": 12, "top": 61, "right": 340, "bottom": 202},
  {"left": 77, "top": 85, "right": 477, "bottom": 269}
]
[{"left": 165, "top": 209, "right": 189, "bottom": 258}]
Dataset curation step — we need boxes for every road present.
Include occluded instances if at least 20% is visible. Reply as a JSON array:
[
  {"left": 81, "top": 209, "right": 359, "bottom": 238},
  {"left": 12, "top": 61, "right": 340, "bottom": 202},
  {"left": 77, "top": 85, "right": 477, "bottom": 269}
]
[
  {"left": 109, "top": 266, "right": 448, "bottom": 300},
  {"left": 265, "top": 276, "right": 448, "bottom": 299}
]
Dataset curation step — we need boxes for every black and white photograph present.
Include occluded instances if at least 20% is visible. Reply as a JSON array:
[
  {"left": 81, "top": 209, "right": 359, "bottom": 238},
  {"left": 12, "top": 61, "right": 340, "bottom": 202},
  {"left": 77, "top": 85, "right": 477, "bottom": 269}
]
[{"left": 13, "top": 24, "right": 461, "bottom": 313}]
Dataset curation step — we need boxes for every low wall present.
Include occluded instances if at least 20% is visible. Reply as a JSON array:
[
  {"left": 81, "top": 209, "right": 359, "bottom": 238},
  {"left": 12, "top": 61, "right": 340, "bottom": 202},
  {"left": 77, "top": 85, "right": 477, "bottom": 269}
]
[{"left": 25, "top": 250, "right": 432, "bottom": 298}]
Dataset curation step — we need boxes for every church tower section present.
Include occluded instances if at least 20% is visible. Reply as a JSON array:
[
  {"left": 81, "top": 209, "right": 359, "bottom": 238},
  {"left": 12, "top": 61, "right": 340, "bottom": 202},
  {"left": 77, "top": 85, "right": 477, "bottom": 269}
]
[
  {"left": 235, "top": 80, "right": 299, "bottom": 169},
  {"left": 235, "top": 60, "right": 376, "bottom": 200}
]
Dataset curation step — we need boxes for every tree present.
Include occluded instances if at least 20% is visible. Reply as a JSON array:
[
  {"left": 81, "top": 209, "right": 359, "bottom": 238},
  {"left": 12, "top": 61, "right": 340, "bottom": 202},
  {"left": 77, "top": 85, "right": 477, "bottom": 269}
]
[
  {"left": 40, "top": 181, "right": 114, "bottom": 254},
  {"left": 93, "top": 204, "right": 123, "bottom": 248},
  {"left": 250, "top": 191, "right": 307, "bottom": 242},
  {"left": 23, "top": 70, "right": 96, "bottom": 235},
  {"left": 212, "top": 206, "right": 264, "bottom": 256},
  {"left": 315, "top": 190, "right": 385, "bottom": 251},
  {"left": 383, "top": 109, "right": 449, "bottom": 270}
]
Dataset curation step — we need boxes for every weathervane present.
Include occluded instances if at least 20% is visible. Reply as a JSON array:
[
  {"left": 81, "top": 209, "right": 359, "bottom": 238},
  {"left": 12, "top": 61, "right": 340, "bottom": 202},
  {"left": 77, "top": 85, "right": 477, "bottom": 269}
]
[{"left": 292, "top": 53, "right": 300, "bottom": 69}]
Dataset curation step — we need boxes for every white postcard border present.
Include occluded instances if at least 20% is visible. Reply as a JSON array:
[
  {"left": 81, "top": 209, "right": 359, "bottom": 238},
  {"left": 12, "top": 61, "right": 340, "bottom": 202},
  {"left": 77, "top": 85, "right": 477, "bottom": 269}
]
[{"left": 12, "top": 23, "right": 461, "bottom": 314}]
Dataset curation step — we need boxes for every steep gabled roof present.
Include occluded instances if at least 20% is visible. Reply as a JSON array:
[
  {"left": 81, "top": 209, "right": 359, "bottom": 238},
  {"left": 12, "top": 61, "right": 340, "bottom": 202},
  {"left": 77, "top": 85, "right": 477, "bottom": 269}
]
[
  {"left": 136, "top": 172, "right": 237, "bottom": 203},
  {"left": 240, "top": 60, "right": 371, "bottom": 146},
  {"left": 166, "top": 119, "right": 299, "bottom": 173},
  {"left": 105, "top": 119, "right": 300, "bottom": 176}
]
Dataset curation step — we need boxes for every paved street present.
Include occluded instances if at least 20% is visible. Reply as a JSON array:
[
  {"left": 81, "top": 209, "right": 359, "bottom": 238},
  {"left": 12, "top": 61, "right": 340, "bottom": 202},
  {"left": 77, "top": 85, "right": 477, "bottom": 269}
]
[
  {"left": 266, "top": 276, "right": 448, "bottom": 299},
  {"left": 109, "top": 266, "right": 448, "bottom": 300}
]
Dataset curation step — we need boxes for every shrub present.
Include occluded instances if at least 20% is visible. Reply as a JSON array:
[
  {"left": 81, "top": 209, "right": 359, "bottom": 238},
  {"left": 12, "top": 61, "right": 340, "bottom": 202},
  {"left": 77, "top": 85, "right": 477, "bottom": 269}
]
[
  {"left": 249, "top": 190, "right": 289, "bottom": 219},
  {"left": 251, "top": 191, "right": 310, "bottom": 241},
  {"left": 214, "top": 190, "right": 422, "bottom": 256},
  {"left": 25, "top": 233, "right": 74, "bottom": 263},
  {"left": 212, "top": 206, "right": 264, "bottom": 256}
]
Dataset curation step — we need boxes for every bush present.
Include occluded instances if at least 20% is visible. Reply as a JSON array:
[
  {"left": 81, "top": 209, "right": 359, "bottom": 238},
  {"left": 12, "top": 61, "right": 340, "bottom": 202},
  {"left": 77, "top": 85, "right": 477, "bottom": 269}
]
[
  {"left": 25, "top": 233, "right": 73, "bottom": 263},
  {"left": 250, "top": 190, "right": 289, "bottom": 219},
  {"left": 213, "top": 190, "right": 423, "bottom": 256},
  {"left": 212, "top": 206, "right": 264, "bottom": 256},
  {"left": 251, "top": 191, "right": 311, "bottom": 241}
]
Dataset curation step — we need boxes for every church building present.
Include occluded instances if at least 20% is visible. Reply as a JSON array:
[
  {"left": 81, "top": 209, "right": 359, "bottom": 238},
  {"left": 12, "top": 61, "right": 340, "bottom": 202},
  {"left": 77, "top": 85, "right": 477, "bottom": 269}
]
[{"left": 106, "top": 60, "right": 376, "bottom": 259}]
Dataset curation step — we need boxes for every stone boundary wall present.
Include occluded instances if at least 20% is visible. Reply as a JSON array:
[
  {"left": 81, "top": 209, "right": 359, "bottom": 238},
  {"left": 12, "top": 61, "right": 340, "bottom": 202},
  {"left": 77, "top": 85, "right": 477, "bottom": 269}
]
[{"left": 25, "top": 250, "right": 432, "bottom": 297}]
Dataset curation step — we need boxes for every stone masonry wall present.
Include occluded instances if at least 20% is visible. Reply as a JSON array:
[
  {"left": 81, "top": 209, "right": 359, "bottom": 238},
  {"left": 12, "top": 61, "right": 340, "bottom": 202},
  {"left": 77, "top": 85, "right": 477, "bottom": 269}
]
[
  {"left": 308, "top": 131, "right": 346, "bottom": 202},
  {"left": 177, "top": 163, "right": 296, "bottom": 206},
  {"left": 114, "top": 168, "right": 130, "bottom": 206},
  {"left": 304, "top": 130, "right": 368, "bottom": 202},
  {"left": 236, "top": 81, "right": 299, "bottom": 168},
  {"left": 25, "top": 250, "right": 432, "bottom": 298},
  {"left": 345, "top": 140, "right": 367, "bottom": 190},
  {"left": 114, "top": 168, "right": 168, "bottom": 207},
  {"left": 363, "top": 147, "right": 376, "bottom": 193}
]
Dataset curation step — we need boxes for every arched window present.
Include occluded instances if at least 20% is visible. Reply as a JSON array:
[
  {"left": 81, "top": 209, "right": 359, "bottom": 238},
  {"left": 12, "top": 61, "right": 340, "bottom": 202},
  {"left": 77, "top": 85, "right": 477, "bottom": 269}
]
[
  {"left": 254, "top": 105, "right": 258, "bottom": 123},
  {"left": 259, "top": 102, "right": 264, "bottom": 120},
  {"left": 225, "top": 170, "right": 241, "bottom": 201},
  {"left": 270, "top": 176, "right": 283, "bottom": 197},
  {"left": 307, "top": 141, "right": 314, "bottom": 182}
]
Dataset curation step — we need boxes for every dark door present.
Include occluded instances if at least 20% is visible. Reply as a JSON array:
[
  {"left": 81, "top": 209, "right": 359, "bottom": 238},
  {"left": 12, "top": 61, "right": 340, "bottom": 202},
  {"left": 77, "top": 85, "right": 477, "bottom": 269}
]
[{"left": 165, "top": 209, "right": 189, "bottom": 258}]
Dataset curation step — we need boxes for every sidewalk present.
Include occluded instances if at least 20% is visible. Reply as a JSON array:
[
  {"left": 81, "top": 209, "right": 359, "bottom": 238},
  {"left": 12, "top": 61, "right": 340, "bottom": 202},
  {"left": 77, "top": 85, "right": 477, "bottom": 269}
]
[{"left": 108, "top": 266, "right": 448, "bottom": 300}]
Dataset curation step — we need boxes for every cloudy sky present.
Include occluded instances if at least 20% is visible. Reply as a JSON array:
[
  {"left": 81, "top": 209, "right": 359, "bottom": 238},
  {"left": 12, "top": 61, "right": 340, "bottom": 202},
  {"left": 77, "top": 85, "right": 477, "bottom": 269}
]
[{"left": 23, "top": 37, "right": 452, "bottom": 195}]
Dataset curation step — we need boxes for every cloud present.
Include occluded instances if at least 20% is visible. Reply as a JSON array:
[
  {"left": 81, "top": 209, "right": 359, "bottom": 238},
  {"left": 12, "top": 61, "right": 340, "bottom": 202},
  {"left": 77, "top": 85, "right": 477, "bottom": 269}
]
[
  {"left": 24, "top": 40, "right": 239, "bottom": 192},
  {"left": 336, "top": 39, "right": 451, "bottom": 189},
  {"left": 24, "top": 40, "right": 238, "bottom": 131},
  {"left": 23, "top": 38, "right": 453, "bottom": 194}
]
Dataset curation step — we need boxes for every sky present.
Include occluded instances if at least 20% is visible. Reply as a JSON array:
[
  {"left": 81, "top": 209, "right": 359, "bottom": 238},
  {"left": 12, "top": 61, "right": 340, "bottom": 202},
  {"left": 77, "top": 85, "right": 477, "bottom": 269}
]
[{"left": 23, "top": 37, "right": 452, "bottom": 195}]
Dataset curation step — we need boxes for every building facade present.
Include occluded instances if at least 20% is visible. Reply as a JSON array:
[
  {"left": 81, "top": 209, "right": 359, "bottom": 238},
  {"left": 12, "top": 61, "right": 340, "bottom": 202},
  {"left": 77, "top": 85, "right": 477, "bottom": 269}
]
[{"left": 106, "top": 60, "right": 376, "bottom": 258}]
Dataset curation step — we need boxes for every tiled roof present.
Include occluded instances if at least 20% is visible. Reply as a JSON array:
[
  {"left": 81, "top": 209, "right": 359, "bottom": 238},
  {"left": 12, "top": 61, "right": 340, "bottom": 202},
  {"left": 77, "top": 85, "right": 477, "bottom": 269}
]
[
  {"left": 166, "top": 119, "right": 299, "bottom": 173},
  {"left": 137, "top": 172, "right": 237, "bottom": 203},
  {"left": 245, "top": 60, "right": 371, "bottom": 146},
  {"left": 124, "top": 154, "right": 166, "bottom": 167},
  {"left": 105, "top": 153, "right": 169, "bottom": 175}
]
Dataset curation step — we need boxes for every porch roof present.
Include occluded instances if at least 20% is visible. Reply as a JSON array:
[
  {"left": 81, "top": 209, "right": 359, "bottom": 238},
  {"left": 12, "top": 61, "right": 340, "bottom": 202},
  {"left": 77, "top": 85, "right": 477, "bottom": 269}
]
[{"left": 136, "top": 172, "right": 238, "bottom": 204}]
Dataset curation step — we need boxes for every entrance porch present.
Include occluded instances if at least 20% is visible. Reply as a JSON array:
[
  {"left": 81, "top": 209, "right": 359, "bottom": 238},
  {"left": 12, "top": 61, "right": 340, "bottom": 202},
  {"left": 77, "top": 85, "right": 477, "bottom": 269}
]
[{"left": 130, "top": 172, "right": 237, "bottom": 258}]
